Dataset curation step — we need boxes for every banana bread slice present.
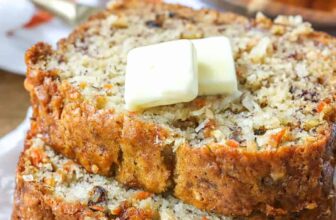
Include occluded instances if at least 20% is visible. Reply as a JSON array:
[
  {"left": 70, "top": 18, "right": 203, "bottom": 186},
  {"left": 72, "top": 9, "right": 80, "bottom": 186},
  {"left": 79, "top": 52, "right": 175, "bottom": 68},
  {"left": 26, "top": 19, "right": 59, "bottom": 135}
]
[
  {"left": 25, "top": 0, "right": 336, "bottom": 216},
  {"left": 12, "top": 133, "right": 229, "bottom": 220},
  {"left": 12, "top": 133, "right": 334, "bottom": 219}
]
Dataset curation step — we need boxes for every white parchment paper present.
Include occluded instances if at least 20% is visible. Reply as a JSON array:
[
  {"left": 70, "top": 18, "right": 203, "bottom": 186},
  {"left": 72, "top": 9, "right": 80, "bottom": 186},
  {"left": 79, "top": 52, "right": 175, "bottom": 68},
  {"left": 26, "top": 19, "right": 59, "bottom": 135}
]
[{"left": 0, "top": 109, "right": 31, "bottom": 220}]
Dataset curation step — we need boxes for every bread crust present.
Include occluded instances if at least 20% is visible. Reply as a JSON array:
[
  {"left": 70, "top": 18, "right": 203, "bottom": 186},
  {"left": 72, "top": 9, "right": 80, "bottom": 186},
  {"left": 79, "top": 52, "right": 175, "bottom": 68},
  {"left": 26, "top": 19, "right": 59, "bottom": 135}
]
[
  {"left": 12, "top": 137, "right": 156, "bottom": 220},
  {"left": 24, "top": 0, "right": 336, "bottom": 217},
  {"left": 12, "top": 134, "right": 334, "bottom": 220},
  {"left": 175, "top": 129, "right": 335, "bottom": 216}
]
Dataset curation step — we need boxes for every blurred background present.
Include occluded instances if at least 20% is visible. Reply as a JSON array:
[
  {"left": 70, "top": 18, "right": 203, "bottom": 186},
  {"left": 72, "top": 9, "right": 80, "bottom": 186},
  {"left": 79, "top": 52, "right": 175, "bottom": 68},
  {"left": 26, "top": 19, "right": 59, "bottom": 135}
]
[{"left": 0, "top": 0, "right": 335, "bottom": 137}]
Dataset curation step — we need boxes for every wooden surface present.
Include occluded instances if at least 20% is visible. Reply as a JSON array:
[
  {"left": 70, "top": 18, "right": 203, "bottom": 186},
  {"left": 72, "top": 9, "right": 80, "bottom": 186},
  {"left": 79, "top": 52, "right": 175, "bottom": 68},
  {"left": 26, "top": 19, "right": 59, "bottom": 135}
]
[{"left": 0, "top": 71, "right": 30, "bottom": 137}]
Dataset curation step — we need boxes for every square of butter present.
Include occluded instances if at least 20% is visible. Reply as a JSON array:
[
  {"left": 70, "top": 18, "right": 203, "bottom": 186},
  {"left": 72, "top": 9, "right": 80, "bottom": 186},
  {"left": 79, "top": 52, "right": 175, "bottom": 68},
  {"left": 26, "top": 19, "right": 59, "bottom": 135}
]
[
  {"left": 125, "top": 40, "right": 198, "bottom": 111},
  {"left": 192, "top": 37, "right": 237, "bottom": 96}
]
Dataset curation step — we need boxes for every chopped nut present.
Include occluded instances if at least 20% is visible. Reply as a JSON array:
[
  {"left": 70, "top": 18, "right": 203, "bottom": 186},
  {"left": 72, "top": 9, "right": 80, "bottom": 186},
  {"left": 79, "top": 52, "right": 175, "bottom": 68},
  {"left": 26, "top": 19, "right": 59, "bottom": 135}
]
[
  {"left": 204, "top": 119, "right": 216, "bottom": 138},
  {"left": 180, "top": 32, "right": 203, "bottom": 39},
  {"left": 112, "top": 16, "right": 128, "bottom": 29},
  {"left": 274, "top": 15, "right": 303, "bottom": 26},
  {"left": 145, "top": 14, "right": 165, "bottom": 28},
  {"left": 303, "top": 119, "right": 320, "bottom": 131},
  {"left": 249, "top": 37, "right": 272, "bottom": 63},
  {"left": 255, "top": 12, "right": 272, "bottom": 29},
  {"left": 56, "top": 169, "right": 67, "bottom": 183},
  {"left": 180, "top": 27, "right": 204, "bottom": 40},
  {"left": 172, "top": 117, "right": 198, "bottom": 131},
  {"left": 271, "top": 25, "right": 285, "bottom": 35},
  {"left": 254, "top": 127, "right": 266, "bottom": 136},
  {"left": 88, "top": 186, "right": 108, "bottom": 206}
]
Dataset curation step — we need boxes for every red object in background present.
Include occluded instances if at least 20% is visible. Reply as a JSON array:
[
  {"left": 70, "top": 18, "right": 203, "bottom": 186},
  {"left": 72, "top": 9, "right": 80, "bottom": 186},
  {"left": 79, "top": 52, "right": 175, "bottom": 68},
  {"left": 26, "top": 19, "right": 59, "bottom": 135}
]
[{"left": 24, "top": 10, "right": 53, "bottom": 29}]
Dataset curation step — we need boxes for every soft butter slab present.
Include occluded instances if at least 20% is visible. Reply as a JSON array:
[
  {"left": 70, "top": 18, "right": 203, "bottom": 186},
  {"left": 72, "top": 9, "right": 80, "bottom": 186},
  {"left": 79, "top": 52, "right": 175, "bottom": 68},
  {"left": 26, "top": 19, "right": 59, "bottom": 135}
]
[
  {"left": 192, "top": 37, "right": 238, "bottom": 96},
  {"left": 125, "top": 40, "right": 198, "bottom": 111}
]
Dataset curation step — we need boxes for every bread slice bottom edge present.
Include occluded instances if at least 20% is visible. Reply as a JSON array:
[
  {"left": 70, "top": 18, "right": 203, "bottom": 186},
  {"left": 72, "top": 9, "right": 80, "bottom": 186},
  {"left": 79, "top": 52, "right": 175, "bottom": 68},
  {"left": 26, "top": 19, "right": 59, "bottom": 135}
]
[{"left": 11, "top": 132, "right": 335, "bottom": 220}]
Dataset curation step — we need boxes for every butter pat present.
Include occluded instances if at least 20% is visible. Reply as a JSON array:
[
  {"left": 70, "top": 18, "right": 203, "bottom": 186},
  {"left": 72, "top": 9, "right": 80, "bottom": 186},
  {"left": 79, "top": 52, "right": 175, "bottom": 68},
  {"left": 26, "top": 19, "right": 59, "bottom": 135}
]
[
  {"left": 192, "top": 37, "right": 237, "bottom": 96},
  {"left": 125, "top": 40, "right": 198, "bottom": 111}
]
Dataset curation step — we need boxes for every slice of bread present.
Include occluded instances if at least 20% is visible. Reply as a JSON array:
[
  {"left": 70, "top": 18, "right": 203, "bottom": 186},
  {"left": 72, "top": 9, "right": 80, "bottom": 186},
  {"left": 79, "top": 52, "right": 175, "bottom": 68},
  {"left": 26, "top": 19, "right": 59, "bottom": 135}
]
[
  {"left": 12, "top": 134, "right": 229, "bottom": 220},
  {"left": 24, "top": 0, "right": 336, "bottom": 216},
  {"left": 12, "top": 133, "right": 334, "bottom": 219}
]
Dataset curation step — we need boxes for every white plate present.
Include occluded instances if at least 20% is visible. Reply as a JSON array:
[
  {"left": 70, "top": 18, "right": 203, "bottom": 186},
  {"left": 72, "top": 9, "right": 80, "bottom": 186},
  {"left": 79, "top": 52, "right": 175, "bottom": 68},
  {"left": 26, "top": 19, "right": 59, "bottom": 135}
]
[{"left": 0, "top": 20, "right": 72, "bottom": 75}]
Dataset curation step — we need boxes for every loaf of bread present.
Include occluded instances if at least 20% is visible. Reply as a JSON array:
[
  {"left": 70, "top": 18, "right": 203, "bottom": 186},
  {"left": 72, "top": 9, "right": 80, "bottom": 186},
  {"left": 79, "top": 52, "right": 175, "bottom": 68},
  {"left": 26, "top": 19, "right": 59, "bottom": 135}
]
[
  {"left": 25, "top": 0, "right": 336, "bottom": 216},
  {"left": 12, "top": 133, "right": 334, "bottom": 219}
]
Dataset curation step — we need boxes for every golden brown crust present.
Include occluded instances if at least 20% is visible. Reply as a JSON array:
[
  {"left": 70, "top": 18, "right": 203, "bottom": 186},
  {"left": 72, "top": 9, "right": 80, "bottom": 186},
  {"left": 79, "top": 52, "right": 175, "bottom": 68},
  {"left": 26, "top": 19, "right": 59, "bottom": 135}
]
[
  {"left": 11, "top": 145, "right": 88, "bottom": 220},
  {"left": 11, "top": 138, "right": 156, "bottom": 220},
  {"left": 24, "top": 0, "right": 336, "bottom": 217},
  {"left": 174, "top": 130, "right": 335, "bottom": 216},
  {"left": 12, "top": 134, "right": 334, "bottom": 220}
]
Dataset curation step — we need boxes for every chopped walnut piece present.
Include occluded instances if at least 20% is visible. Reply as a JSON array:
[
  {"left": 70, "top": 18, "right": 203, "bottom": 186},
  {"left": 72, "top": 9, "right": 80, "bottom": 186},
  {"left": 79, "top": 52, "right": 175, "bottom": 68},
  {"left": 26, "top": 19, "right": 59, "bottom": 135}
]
[{"left": 88, "top": 186, "right": 108, "bottom": 206}]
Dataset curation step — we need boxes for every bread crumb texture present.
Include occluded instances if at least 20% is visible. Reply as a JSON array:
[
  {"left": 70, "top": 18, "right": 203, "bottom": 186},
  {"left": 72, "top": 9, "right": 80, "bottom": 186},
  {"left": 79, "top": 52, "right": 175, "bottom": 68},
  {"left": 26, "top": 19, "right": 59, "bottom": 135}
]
[
  {"left": 14, "top": 136, "right": 231, "bottom": 220},
  {"left": 31, "top": 2, "right": 336, "bottom": 150}
]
